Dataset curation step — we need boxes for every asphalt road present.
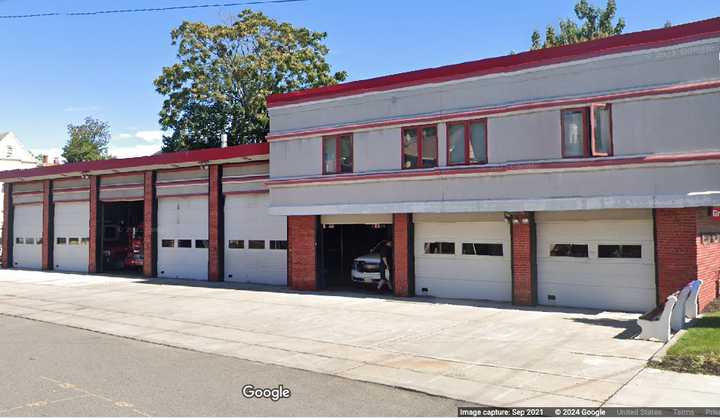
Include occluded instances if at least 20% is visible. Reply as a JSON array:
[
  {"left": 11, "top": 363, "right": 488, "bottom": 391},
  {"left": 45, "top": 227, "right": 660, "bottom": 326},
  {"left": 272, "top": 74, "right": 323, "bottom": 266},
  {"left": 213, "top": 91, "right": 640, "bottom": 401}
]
[{"left": 0, "top": 315, "right": 467, "bottom": 416}]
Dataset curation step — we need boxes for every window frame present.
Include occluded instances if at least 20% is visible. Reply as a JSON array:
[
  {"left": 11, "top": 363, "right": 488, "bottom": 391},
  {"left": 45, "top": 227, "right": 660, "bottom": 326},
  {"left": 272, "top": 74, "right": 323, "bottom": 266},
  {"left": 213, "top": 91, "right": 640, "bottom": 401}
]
[
  {"left": 590, "top": 104, "right": 613, "bottom": 157},
  {"left": 322, "top": 133, "right": 353, "bottom": 175},
  {"left": 446, "top": 119, "right": 488, "bottom": 166},
  {"left": 561, "top": 104, "right": 613, "bottom": 158},
  {"left": 402, "top": 124, "right": 438, "bottom": 170}
]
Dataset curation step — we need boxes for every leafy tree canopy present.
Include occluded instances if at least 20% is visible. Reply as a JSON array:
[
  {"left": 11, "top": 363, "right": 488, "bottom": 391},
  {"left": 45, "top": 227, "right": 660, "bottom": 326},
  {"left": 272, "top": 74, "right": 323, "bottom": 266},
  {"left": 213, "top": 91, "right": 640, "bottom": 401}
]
[
  {"left": 154, "top": 9, "right": 347, "bottom": 152},
  {"left": 61, "top": 117, "right": 113, "bottom": 163},
  {"left": 531, "top": 0, "right": 625, "bottom": 50}
]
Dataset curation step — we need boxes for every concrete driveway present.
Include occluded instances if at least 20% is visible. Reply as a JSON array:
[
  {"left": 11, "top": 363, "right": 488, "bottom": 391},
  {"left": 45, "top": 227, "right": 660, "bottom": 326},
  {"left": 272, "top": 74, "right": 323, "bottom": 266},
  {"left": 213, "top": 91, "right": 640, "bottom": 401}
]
[{"left": 0, "top": 269, "right": 712, "bottom": 407}]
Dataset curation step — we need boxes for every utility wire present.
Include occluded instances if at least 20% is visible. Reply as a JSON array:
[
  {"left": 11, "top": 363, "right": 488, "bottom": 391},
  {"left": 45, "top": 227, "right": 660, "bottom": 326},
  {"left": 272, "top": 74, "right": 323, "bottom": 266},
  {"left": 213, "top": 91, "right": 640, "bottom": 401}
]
[{"left": 0, "top": 0, "right": 307, "bottom": 19}]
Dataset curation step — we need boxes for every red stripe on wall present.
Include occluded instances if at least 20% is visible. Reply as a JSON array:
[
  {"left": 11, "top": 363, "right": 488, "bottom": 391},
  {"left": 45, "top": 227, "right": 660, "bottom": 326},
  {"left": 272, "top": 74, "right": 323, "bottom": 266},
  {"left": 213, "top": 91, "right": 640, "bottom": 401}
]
[
  {"left": 267, "top": 151, "right": 720, "bottom": 187},
  {"left": 267, "top": 80, "right": 720, "bottom": 142},
  {"left": 267, "top": 17, "right": 720, "bottom": 107}
]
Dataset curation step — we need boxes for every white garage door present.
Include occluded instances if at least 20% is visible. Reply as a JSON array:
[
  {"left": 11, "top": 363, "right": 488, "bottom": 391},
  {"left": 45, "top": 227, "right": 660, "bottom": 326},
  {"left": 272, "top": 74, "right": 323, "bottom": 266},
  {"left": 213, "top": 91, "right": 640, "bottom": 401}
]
[
  {"left": 537, "top": 212, "right": 656, "bottom": 312},
  {"left": 157, "top": 197, "right": 208, "bottom": 280},
  {"left": 224, "top": 194, "right": 287, "bottom": 285},
  {"left": 414, "top": 221, "right": 511, "bottom": 301},
  {"left": 53, "top": 202, "right": 89, "bottom": 272},
  {"left": 13, "top": 204, "right": 43, "bottom": 269}
]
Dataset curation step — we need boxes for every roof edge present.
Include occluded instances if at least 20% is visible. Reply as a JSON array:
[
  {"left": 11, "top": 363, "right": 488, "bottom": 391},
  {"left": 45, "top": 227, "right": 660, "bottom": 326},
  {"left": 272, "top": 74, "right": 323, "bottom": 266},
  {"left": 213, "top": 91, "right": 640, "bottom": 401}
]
[
  {"left": 0, "top": 142, "right": 269, "bottom": 182},
  {"left": 267, "top": 16, "right": 720, "bottom": 108}
]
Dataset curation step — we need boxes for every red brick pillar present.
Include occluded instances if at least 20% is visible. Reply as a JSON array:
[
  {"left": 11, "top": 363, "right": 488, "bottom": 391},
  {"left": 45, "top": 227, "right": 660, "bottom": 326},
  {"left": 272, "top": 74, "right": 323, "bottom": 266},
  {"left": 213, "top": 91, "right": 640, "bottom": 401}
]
[
  {"left": 1, "top": 183, "right": 13, "bottom": 269},
  {"left": 393, "top": 213, "right": 413, "bottom": 297},
  {"left": 88, "top": 176, "right": 100, "bottom": 273},
  {"left": 655, "top": 208, "right": 698, "bottom": 306},
  {"left": 208, "top": 165, "right": 223, "bottom": 282},
  {"left": 287, "top": 215, "right": 317, "bottom": 290},
  {"left": 41, "top": 180, "right": 53, "bottom": 271},
  {"left": 143, "top": 171, "right": 157, "bottom": 277},
  {"left": 511, "top": 212, "right": 536, "bottom": 305}
]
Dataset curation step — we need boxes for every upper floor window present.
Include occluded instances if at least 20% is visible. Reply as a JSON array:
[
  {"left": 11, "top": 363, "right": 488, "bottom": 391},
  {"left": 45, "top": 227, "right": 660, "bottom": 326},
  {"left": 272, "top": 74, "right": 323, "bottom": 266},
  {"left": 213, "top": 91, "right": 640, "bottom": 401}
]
[
  {"left": 323, "top": 134, "right": 353, "bottom": 174},
  {"left": 447, "top": 120, "right": 487, "bottom": 165},
  {"left": 402, "top": 125, "right": 437, "bottom": 169},
  {"left": 561, "top": 104, "right": 612, "bottom": 158}
]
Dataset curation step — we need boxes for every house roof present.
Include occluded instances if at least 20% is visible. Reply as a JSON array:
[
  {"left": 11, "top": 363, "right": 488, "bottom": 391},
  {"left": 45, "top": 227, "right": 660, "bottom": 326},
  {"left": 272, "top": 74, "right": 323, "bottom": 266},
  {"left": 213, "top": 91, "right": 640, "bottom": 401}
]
[
  {"left": 0, "top": 142, "right": 269, "bottom": 183},
  {"left": 267, "top": 16, "right": 720, "bottom": 108}
]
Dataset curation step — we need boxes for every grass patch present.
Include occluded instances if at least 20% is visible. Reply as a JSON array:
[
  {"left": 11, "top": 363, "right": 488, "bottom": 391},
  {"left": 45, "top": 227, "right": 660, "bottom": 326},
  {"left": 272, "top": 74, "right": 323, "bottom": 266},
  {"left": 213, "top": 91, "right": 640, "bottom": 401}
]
[{"left": 652, "top": 309, "right": 720, "bottom": 376}]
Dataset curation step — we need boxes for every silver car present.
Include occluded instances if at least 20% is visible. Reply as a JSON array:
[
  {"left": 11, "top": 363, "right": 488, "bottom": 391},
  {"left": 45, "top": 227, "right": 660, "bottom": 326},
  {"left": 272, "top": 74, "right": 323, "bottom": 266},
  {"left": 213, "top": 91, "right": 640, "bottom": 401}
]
[{"left": 351, "top": 242, "right": 390, "bottom": 284}]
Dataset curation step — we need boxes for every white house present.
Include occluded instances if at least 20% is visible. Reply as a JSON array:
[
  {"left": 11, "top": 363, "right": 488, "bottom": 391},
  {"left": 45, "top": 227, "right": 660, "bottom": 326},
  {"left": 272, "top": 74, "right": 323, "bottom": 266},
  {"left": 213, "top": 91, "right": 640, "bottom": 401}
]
[{"left": 0, "top": 132, "right": 37, "bottom": 249}]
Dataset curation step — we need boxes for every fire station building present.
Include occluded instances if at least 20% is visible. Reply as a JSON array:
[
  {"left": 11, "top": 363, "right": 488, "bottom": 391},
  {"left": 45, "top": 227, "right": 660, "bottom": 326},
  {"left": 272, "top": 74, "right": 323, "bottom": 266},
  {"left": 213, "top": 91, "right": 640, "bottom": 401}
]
[{"left": 3, "top": 18, "right": 720, "bottom": 313}]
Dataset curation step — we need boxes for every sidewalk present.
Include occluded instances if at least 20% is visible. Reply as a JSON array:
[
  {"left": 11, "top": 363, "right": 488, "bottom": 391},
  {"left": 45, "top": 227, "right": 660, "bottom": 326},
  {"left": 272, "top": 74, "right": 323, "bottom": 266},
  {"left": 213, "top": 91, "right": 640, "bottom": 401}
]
[{"left": 1, "top": 270, "right": 718, "bottom": 407}]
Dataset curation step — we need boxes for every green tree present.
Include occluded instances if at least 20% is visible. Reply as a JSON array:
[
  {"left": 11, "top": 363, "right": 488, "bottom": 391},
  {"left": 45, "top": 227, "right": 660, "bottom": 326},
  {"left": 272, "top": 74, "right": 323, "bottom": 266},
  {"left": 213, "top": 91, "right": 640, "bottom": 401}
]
[
  {"left": 61, "top": 117, "right": 112, "bottom": 163},
  {"left": 530, "top": 0, "right": 625, "bottom": 50},
  {"left": 154, "top": 9, "right": 347, "bottom": 152}
]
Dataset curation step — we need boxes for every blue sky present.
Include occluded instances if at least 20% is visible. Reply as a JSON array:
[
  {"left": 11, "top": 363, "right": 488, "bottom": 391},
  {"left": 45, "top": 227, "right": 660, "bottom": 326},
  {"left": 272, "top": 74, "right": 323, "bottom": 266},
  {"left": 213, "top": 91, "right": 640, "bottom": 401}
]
[{"left": 1, "top": 0, "right": 719, "bottom": 160}]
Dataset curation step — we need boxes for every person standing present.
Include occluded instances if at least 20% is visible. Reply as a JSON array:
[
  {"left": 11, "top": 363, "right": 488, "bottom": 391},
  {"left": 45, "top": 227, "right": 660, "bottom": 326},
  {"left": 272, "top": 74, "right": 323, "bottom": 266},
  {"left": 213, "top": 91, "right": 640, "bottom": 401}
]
[{"left": 377, "top": 240, "right": 393, "bottom": 293}]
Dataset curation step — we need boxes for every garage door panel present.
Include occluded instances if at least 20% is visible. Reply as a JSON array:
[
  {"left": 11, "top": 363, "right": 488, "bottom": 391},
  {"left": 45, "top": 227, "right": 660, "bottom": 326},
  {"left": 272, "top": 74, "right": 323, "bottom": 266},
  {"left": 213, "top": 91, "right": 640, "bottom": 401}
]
[
  {"left": 157, "top": 197, "right": 208, "bottom": 280},
  {"left": 13, "top": 204, "right": 43, "bottom": 269},
  {"left": 414, "top": 221, "right": 511, "bottom": 301},
  {"left": 53, "top": 202, "right": 90, "bottom": 272},
  {"left": 537, "top": 216, "right": 655, "bottom": 312},
  {"left": 224, "top": 194, "right": 287, "bottom": 285}
]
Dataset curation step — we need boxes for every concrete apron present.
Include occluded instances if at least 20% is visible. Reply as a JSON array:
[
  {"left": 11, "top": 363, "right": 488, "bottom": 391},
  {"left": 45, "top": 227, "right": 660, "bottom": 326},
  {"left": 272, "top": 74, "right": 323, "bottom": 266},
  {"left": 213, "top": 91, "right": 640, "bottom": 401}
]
[{"left": 2, "top": 270, "right": 717, "bottom": 407}]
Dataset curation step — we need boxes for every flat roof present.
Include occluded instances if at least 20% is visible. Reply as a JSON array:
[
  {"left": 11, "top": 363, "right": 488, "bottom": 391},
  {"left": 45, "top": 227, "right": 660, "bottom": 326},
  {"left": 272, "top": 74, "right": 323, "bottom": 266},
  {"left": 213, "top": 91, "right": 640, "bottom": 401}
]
[
  {"left": 0, "top": 142, "right": 269, "bottom": 183},
  {"left": 267, "top": 17, "right": 720, "bottom": 108}
]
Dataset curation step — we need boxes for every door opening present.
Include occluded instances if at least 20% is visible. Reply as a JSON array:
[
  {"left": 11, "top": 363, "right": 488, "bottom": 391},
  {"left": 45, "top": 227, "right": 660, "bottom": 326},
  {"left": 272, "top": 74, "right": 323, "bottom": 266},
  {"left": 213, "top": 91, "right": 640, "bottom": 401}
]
[{"left": 100, "top": 201, "right": 144, "bottom": 275}]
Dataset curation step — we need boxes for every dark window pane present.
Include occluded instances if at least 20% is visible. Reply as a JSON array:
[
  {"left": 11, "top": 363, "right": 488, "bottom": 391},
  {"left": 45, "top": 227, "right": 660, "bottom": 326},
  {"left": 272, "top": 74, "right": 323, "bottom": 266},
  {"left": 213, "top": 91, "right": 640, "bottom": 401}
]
[
  {"left": 36, "top": 237, "right": 43, "bottom": 245},
  {"left": 424, "top": 242, "right": 454, "bottom": 255},
  {"left": 593, "top": 106, "right": 611, "bottom": 155},
  {"left": 178, "top": 239, "right": 192, "bottom": 248},
  {"left": 422, "top": 126, "right": 438, "bottom": 168},
  {"left": 81, "top": 237, "right": 90, "bottom": 246},
  {"left": 16, "top": 237, "right": 24, "bottom": 244},
  {"left": 249, "top": 240, "right": 265, "bottom": 249},
  {"left": 402, "top": 128, "right": 418, "bottom": 169},
  {"left": 448, "top": 124, "right": 465, "bottom": 164},
  {"left": 25, "top": 237, "right": 35, "bottom": 245},
  {"left": 339, "top": 135, "right": 353, "bottom": 173},
  {"left": 161, "top": 239, "right": 175, "bottom": 248},
  {"left": 68, "top": 237, "right": 79, "bottom": 245},
  {"left": 270, "top": 240, "right": 288, "bottom": 250},
  {"left": 228, "top": 240, "right": 244, "bottom": 249},
  {"left": 195, "top": 240, "right": 209, "bottom": 249},
  {"left": 462, "top": 243, "right": 503, "bottom": 256},
  {"left": 56, "top": 237, "right": 66, "bottom": 245},
  {"left": 598, "top": 244, "right": 641, "bottom": 259},
  {"left": 550, "top": 244, "right": 588, "bottom": 258},
  {"left": 469, "top": 122, "right": 487, "bottom": 163},
  {"left": 562, "top": 110, "right": 585, "bottom": 157},
  {"left": 323, "top": 137, "right": 336, "bottom": 174}
]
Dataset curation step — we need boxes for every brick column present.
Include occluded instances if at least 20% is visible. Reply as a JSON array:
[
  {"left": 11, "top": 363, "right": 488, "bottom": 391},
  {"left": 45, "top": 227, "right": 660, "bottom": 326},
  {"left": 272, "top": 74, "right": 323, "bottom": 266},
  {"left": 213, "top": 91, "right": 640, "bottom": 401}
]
[
  {"left": 208, "top": 165, "right": 224, "bottom": 282},
  {"left": 655, "top": 208, "right": 698, "bottom": 306},
  {"left": 143, "top": 171, "right": 157, "bottom": 277},
  {"left": 1, "top": 183, "right": 13, "bottom": 269},
  {"left": 88, "top": 176, "right": 100, "bottom": 273},
  {"left": 510, "top": 212, "right": 537, "bottom": 305},
  {"left": 287, "top": 215, "right": 317, "bottom": 290},
  {"left": 656, "top": 207, "right": 720, "bottom": 312},
  {"left": 41, "top": 180, "right": 53, "bottom": 271},
  {"left": 393, "top": 213, "right": 413, "bottom": 297}
]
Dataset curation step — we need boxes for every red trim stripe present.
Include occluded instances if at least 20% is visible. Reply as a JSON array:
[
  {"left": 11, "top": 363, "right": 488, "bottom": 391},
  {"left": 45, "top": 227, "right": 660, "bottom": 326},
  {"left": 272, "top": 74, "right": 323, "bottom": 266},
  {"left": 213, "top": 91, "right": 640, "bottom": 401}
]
[
  {"left": 268, "top": 17, "right": 720, "bottom": 107},
  {"left": 53, "top": 187, "right": 90, "bottom": 194},
  {"left": 222, "top": 175, "right": 269, "bottom": 183},
  {"left": 267, "top": 151, "right": 720, "bottom": 187},
  {"left": 268, "top": 80, "right": 720, "bottom": 142},
  {"left": 53, "top": 199, "right": 90, "bottom": 204},
  {"left": 223, "top": 189, "right": 270, "bottom": 196},
  {"left": 99, "top": 183, "right": 145, "bottom": 191},
  {"left": 157, "top": 193, "right": 209, "bottom": 200},
  {"left": 156, "top": 179, "right": 209, "bottom": 188}
]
